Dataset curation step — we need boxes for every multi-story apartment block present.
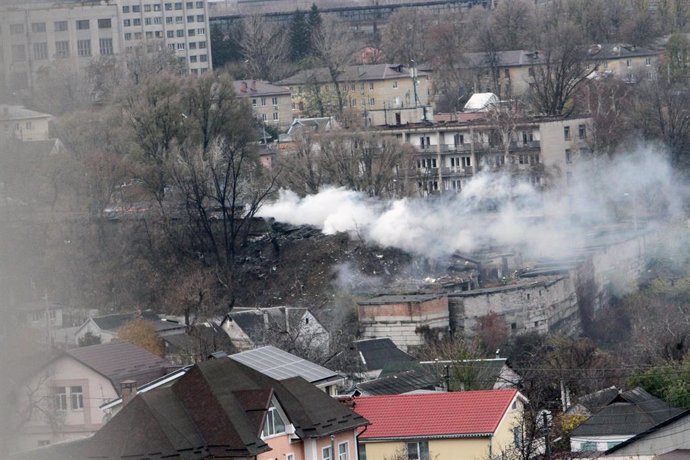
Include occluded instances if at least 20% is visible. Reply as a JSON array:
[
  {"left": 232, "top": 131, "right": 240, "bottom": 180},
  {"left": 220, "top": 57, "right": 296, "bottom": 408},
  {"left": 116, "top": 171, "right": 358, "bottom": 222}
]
[
  {"left": 118, "top": 0, "right": 212, "bottom": 74},
  {"left": 372, "top": 114, "right": 592, "bottom": 195},
  {"left": 232, "top": 80, "right": 293, "bottom": 130},
  {"left": 0, "top": 0, "right": 211, "bottom": 95},
  {"left": 277, "top": 63, "right": 433, "bottom": 127}
]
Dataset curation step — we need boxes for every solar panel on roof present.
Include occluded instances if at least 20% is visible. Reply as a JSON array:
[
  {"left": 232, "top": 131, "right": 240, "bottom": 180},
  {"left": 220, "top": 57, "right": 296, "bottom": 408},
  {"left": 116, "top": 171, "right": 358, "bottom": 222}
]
[{"left": 229, "top": 346, "right": 337, "bottom": 383}]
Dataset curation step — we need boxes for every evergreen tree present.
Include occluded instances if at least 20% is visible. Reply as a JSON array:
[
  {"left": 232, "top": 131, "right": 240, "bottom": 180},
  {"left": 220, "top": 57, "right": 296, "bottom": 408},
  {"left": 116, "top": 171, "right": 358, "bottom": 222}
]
[
  {"left": 307, "top": 3, "right": 323, "bottom": 52},
  {"left": 289, "top": 10, "right": 310, "bottom": 62}
]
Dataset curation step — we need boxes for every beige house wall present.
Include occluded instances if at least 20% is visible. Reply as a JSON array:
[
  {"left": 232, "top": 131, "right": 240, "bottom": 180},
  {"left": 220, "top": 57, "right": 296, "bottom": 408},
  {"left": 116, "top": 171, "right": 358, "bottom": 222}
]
[
  {"left": 0, "top": 115, "right": 52, "bottom": 141},
  {"left": 248, "top": 92, "right": 293, "bottom": 130},
  {"left": 13, "top": 355, "right": 118, "bottom": 453}
]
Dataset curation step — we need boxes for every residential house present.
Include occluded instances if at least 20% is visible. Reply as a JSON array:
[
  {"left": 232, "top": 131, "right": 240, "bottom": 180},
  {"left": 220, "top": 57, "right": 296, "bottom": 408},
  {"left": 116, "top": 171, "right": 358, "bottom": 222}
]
[
  {"left": 419, "top": 357, "right": 521, "bottom": 391},
  {"left": 353, "top": 389, "right": 528, "bottom": 460},
  {"left": 353, "top": 368, "right": 441, "bottom": 396},
  {"left": 357, "top": 294, "right": 450, "bottom": 352},
  {"left": 15, "top": 358, "right": 368, "bottom": 460},
  {"left": 277, "top": 63, "right": 433, "bottom": 126},
  {"left": 229, "top": 345, "right": 344, "bottom": 395},
  {"left": 0, "top": 105, "right": 52, "bottom": 141},
  {"left": 570, "top": 387, "right": 684, "bottom": 454},
  {"left": 233, "top": 80, "right": 292, "bottom": 129},
  {"left": 10, "top": 341, "right": 174, "bottom": 454},
  {"left": 162, "top": 321, "right": 236, "bottom": 365},
  {"left": 219, "top": 306, "right": 330, "bottom": 353},
  {"left": 586, "top": 43, "right": 660, "bottom": 82},
  {"left": 74, "top": 310, "right": 186, "bottom": 344},
  {"left": 604, "top": 410, "right": 690, "bottom": 460},
  {"left": 350, "top": 337, "right": 417, "bottom": 380}
]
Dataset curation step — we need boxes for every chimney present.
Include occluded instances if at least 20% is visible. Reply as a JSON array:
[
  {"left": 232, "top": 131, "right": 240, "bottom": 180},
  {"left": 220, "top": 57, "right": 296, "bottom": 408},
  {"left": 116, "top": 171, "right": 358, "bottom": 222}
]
[
  {"left": 120, "top": 380, "right": 137, "bottom": 406},
  {"left": 240, "top": 81, "right": 248, "bottom": 93},
  {"left": 251, "top": 80, "right": 257, "bottom": 91}
]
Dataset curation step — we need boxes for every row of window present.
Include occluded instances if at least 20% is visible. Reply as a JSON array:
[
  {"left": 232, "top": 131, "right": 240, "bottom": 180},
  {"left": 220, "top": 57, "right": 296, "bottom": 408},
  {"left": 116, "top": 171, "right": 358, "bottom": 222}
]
[
  {"left": 9, "top": 19, "right": 112, "bottom": 35},
  {"left": 563, "top": 124, "right": 587, "bottom": 141},
  {"left": 122, "top": 1, "right": 204, "bottom": 13},
  {"left": 123, "top": 15, "right": 204, "bottom": 26},
  {"left": 252, "top": 97, "right": 279, "bottom": 107},
  {"left": 322, "top": 442, "right": 350, "bottom": 460},
  {"left": 126, "top": 29, "right": 205, "bottom": 40},
  {"left": 54, "top": 386, "right": 83, "bottom": 411},
  {"left": 11, "top": 38, "right": 113, "bottom": 61},
  {"left": 259, "top": 112, "right": 280, "bottom": 122}
]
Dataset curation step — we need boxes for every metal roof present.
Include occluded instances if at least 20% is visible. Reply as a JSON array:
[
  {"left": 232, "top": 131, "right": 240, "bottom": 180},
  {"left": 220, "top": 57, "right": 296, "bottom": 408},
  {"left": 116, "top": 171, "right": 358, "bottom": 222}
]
[{"left": 229, "top": 345, "right": 341, "bottom": 385}]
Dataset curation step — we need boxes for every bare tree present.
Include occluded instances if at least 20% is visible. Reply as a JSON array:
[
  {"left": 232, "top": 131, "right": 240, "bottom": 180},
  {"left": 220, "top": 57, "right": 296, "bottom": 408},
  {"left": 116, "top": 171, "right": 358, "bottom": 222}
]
[
  {"left": 380, "top": 9, "right": 433, "bottom": 64},
  {"left": 239, "top": 15, "right": 291, "bottom": 81},
  {"left": 491, "top": 0, "right": 536, "bottom": 50}
]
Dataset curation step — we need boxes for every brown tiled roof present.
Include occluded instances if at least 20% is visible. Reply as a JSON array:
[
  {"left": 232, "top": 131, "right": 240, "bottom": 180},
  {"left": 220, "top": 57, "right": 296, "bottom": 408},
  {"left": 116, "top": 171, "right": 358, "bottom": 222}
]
[{"left": 66, "top": 341, "right": 174, "bottom": 391}]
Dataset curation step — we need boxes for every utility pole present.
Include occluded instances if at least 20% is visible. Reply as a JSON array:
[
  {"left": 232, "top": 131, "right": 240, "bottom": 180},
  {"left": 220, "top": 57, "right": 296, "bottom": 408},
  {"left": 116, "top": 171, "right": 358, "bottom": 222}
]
[
  {"left": 543, "top": 411, "right": 551, "bottom": 460},
  {"left": 444, "top": 365, "right": 451, "bottom": 391}
]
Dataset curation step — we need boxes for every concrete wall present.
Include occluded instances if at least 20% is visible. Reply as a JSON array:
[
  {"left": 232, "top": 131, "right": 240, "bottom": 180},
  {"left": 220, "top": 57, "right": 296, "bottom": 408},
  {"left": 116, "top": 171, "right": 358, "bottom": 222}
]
[
  {"left": 358, "top": 296, "right": 449, "bottom": 351},
  {"left": 450, "top": 275, "right": 580, "bottom": 337}
]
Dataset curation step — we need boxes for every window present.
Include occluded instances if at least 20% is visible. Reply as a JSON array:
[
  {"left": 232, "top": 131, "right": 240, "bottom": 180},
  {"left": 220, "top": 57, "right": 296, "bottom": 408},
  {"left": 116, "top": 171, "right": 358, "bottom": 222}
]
[
  {"left": 10, "top": 24, "right": 24, "bottom": 35},
  {"left": 54, "top": 21, "right": 68, "bottom": 32},
  {"left": 186, "top": 2, "right": 194, "bottom": 8},
  {"left": 33, "top": 42, "right": 48, "bottom": 60},
  {"left": 626, "top": 59, "right": 631, "bottom": 67},
  {"left": 189, "top": 42, "right": 196, "bottom": 49},
  {"left": 122, "top": 5, "right": 130, "bottom": 13},
  {"left": 154, "top": 17, "right": 162, "bottom": 24},
  {"left": 187, "top": 15, "right": 195, "bottom": 22},
  {"left": 197, "top": 27, "right": 205, "bottom": 35},
  {"left": 196, "top": 1, "right": 204, "bottom": 7},
  {"left": 31, "top": 22, "right": 46, "bottom": 33},
  {"left": 55, "top": 40, "right": 69, "bottom": 57},
  {"left": 581, "top": 441, "right": 597, "bottom": 452},
  {"left": 76, "top": 20, "right": 90, "bottom": 30},
  {"left": 144, "top": 18, "right": 152, "bottom": 25},
  {"left": 98, "top": 18, "right": 112, "bottom": 29},
  {"left": 176, "top": 29, "right": 184, "bottom": 37},
  {"left": 417, "top": 158, "right": 437, "bottom": 169},
  {"left": 54, "top": 387, "right": 68, "bottom": 411},
  {"left": 70, "top": 386, "right": 83, "bottom": 409},
  {"left": 406, "top": 442, "right": 429, "bottom": 460},
  {"left": 176, "top": 42, "right": 185, "bottom": 49},
  {"left": 261, "top": 97, "right": 266, "bottom": 106},
  {"left": 272, "top": 96, "right": 278, "bottom": 106},
  {"left": 645, "top": 56, "right": 652, "bottom": 66},
  {"left": 272, "top": 112, "right": 279, "bottom": 121},
  {"left": 197, "top": 14, "right": 205, "bottom": 21},
  {"left": 144, "top": 4, "right": 152, "bottom": 12},
  {"left": 166, "top": 17, "right": 173, "bottom": 24},
  {"left": 262, "top": 405, "right": 286, "bottom": 436},
  {"left": 198, "top": 41, "right": 207, "bottom": 48},
  {"left": 338, "top": 442, "right": 349, "bottom": 460},
  {"left": 563, "top": 126, "right": 571, "bottom": 140},
  {"left": 392, "top": 80, "right": 398, "bottom": 88},
  {"left": 513, "top": 426, "right": 523, "bottom": 448},
  {"left": 261, "top": 113, "right": 267, "bottom": 121},
  {"left": 578, "top": 124, "right": 586, "bottom": 139},
  {"left": 12, "top": 45, "right": 26, "bottom": 63},
  {"left": 176, "top": 16, "right": 184, "bottom": 23},
  {"left": 165, "top": 3, "right": 173, "bottom": 10},
  {"left": 322, "top": 446, "right": 333, "bottom": 460},
  {"left": 125, "top": 32, "right": 133, "bottom": 40},
  {"left": 124, "top": 19, "right": 131, "bottom": 26},
  {"left": 369, "top": 97, "right": 375, "bottom": 105},
  {"left": 100, "top": 38, "right": 113, "bottom": 55},
  {"left": 132, "top": 4, "right": 141, "bottom": 12},
  {"left": 175, "top": 2, "right": 183, "bottom": 9},
  {"left": 528, "top": 66, "right": 535, "bottom": 77},
  {"left": 133, "top": 18, "right": 141, "bottom": 26},
  {"left": 77, "top": 39, "right": 91, "bottom": 57},
  {"left": 155, "top": 31, "right": 163, "bottom": 38},
  {"left": 188, "top": 28, "right": 195, "bottom": 36}
]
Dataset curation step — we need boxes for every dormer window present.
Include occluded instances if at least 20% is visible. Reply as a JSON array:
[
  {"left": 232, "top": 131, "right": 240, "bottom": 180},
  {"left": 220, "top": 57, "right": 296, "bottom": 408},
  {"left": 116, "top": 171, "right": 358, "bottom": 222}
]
[{"left": 262, "top": 403, "right": 286, "bottom": 437}]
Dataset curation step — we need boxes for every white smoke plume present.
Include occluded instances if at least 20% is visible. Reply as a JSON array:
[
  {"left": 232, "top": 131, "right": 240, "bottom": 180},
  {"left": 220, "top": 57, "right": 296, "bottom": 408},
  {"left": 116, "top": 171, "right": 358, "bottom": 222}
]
[{"left": 259, "top": 147, "right": 686, "bottom": 260}]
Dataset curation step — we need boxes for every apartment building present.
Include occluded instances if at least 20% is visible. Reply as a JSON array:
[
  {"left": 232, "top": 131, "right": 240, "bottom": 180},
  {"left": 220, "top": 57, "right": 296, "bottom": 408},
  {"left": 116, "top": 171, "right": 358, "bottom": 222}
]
[
  {"left": 374, "top": 114, "right": 592, "bottom": 195},
  {"left": 277, "top": 63, "right": 433, "bottom": 127},
  {"left": 0, "top": 0, "right": 211, "bottom": 95},
  {"left": 232, "top": 80, "right": 292, "bottom": 130}
]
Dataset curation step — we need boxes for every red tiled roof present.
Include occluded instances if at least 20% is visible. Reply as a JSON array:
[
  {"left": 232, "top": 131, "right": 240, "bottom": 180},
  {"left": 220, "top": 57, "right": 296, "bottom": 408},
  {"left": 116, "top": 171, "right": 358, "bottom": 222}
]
[{"left": 353, "top": 389, "right": 518, "bottom": 439}]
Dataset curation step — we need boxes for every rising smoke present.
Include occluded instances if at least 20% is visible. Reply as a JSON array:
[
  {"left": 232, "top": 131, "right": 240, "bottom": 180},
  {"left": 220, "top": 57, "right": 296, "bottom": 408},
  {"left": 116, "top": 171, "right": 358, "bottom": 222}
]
[{"left": 259, "top": 146, "right": 687, "bottom": 261}]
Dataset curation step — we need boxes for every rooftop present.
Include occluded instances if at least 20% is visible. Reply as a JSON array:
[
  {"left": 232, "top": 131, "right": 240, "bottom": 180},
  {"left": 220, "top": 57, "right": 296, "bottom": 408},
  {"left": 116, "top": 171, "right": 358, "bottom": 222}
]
[
  {"left": 0, "top": 105, "right": 53, "bottom": 121},
  {"left": 277, "top": 63, "right": 428, "bottom": 86},
  {"left": 353, "top": 389, "right": 520, "bottom": 439},
  {"left": 232, "top": 80, "right": 290, "bottom": 97},
  {"left": 351, "top": 337, "right": 415, "bottom": 372},
  {"left": 357, "top": 293, "right": 445, "bottom": 305}
]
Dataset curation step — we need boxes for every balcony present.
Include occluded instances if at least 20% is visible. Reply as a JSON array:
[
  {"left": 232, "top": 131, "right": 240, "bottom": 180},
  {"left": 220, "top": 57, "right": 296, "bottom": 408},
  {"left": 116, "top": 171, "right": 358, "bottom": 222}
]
[
  {"left": 441, "top": 166, "right": 474, "bottom": 177},
  {"left": 440, "top": 143, "right": 473, "bottom": 153}
]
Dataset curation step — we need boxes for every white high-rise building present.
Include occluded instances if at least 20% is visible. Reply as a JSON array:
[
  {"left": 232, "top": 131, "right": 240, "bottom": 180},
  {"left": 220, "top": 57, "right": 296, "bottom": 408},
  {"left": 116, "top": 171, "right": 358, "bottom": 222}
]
[{"left": 0, "top": 0, "right": 212, "bottom": 95}]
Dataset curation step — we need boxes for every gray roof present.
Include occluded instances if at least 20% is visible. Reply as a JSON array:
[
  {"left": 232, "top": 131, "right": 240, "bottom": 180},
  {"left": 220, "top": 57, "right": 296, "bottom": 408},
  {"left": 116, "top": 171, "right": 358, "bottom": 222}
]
[
  {"left": 586, "top": 43, "right": 658, "bottom": 60},
  {"left": 230, "top": 345, "right": 342, "bottom": 385},
  {"left": 0, "top": 105, "right": 53, "bottom": 121},
  {"left": 88, "top": 311, "right": 185, "bottom": 334},
  {"left": 572, "top": 387, "right": 684, "bottom": 437},
  {"left": 277, "top": 63, "right": 429, "bottom": 86},
  {"left": 358, "top": 293, "right": 444, "bottom": 305},
  {"left": 352, "top": 338, "right": 415, "bottom": 372},
  {"left": 232, "top": 80, "right": 290, "bottom": 97},
  {"left": 356, "top": 369, "right": 440, "bottom": 396},
  {"left": 66, "top": 341, "right": 175, "bottom": 390}
]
